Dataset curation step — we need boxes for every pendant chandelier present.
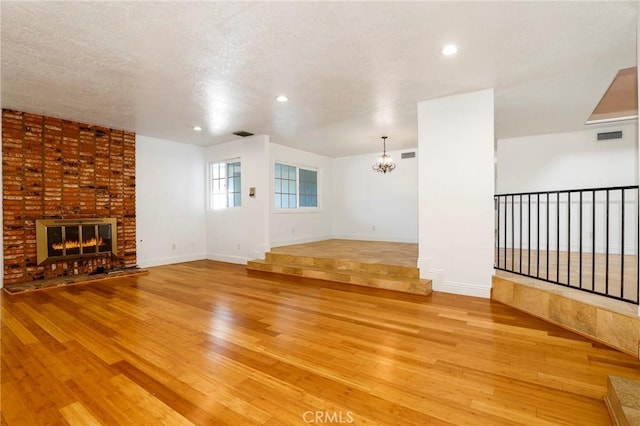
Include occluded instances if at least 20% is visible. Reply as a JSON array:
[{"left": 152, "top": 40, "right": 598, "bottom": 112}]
[{"left": 372, "top": 136, "right": 396, "bottom": 174}]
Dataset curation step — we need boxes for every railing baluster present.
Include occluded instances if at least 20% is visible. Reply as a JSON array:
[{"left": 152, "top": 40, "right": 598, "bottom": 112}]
[
  {"left": 496, "top": 196, "right": 500, "bottom": 268},
  {"left": 520, "top": 194, "right": 523, "bottom": 273},
  {"left": 567, "top": 191, "right": 571, "bottom": 286},
  {"left": 592, "top": 190, "right": 596, "bottom": 294},
  {"left": 579, "top": 191, "right": 583, "bottom": 289},
  {"left": 557, "top": 191, "right": 560, "bottom": 283},
  {"left": 537, "top": 193, "right": 540, "bottom": 278},
  {"left": 606, "top": 190, "right": 610, "bottom": 296},
  {"left": 504, "top": 195, "right": 507, "bottom": 270},
  {"left": 528, "top": 194, "right": 531, "bottom": 275},
  {"left": 546, "top": 192, "right": 550, "bottom": 280},
  {"left": 512, "top": 195, "right": 515, "bottom": 271},
  {"left": 621, "top": 189, "right": 625, "bottom": 299}
]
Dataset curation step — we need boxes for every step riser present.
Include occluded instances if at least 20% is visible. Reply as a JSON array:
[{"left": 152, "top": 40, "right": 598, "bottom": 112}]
[
  {"left": 264, "top": 252, "right": 419, "bottom": 279},
  {"left": 247, "top": 260, "right": 431, "bottom": 296},
  {"left": 604, "top": 375, "right": 640, "bottom": 426}
]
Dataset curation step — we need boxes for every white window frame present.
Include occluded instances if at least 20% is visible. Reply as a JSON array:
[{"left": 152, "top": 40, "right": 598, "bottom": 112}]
[
  {"left": 273, "top": 162, "right": 320, "bottom": 211},
  {"left": 209, "top": 159, "right": 242, "bottom": 210}
]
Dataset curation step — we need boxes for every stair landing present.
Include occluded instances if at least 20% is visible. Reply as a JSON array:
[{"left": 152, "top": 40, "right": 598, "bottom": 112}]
[{"left": 247, "top": 240, "right": 431, "bottom": 296}]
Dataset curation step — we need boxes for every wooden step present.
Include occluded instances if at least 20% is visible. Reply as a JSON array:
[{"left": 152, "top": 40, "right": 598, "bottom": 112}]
[
  {"left": 247, "top": 258, "right": 431, "bottom": 296},
  {"left": 605, "top": 375, "right": 640, "bottom": 426},
  {"left": 264, "top": 252, "right": 420, "bottom": 278}
]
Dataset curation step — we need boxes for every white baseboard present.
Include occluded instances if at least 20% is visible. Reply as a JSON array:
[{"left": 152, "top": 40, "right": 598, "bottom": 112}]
[
  {"left": 417, "top": 257, "right": 490, "bottom": 298},
  {"left": 331, "top": 234, "right": 418, "bottom": 243},
  {"left": 138, "top": 253, "right": 206, "bottom": 268},
  {"left": 417, "top": 257, "right": 431, "bottom": 278},
  {"left": 433, "top": 280, "right": 491, "bottom": 298},
  {"left": 418, "top": 258, "right": 443, "bottom": 283},
  {"left": 270, "top": 234, "right": 334, "bottom": 248},
  {"left": 206, "top": 253, "right": 251, "bottom": 265}
]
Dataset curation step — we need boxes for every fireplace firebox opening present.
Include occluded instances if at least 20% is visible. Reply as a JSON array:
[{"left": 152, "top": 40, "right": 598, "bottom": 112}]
[{"left": 36, "top": 218, "right": 118, "bottom": 265}]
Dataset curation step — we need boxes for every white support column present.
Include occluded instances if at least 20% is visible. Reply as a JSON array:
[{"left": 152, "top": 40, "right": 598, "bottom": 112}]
[{"left": 417, "top": 89, "right": 495, "bottom": 298}]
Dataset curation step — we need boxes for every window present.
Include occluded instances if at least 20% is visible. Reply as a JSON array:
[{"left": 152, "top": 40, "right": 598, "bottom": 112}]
[
  {"left": 210, "top": 161, "right": 241, "bottom": 209},
  {"left": 274, "top": 163, "right": 297, "bottom": 209},
  {"left": 299, "top": 168, "right": 318, "bottom": 207},
  {"left": 274, "top": 163, "right": 318, "bottom": 209}
]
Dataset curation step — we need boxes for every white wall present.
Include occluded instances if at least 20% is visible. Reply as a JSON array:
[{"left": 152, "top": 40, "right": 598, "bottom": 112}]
[
  {"left": 496, "top": 124, "right": 639, "bottom": 255},
  {"left": 205, "top": 136, "right": 270, "bottom": 263},
  {"left": 269, "top": 143, "right": 333, "bottom": 246},
  {"left": 136, "top": 135, "right": 207, "bottom": 267},
  {"left": 418, "top": 89, "right": 495, "bottom": 298},
  {"left": 497, "top": 123, "right": 638, "bottom": 194},
  {"left": 333, "top": 149, "right": 418, "bottom": 242}
]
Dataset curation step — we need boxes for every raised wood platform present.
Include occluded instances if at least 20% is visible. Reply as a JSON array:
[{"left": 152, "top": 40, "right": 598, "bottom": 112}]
[{"left": 247, "top": 240, "right": 431, "bottom": 296}]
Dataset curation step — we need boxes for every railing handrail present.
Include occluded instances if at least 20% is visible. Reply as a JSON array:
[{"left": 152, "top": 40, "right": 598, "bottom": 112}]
[{"left": 495, "top": 185, "right": 639, "bottom": 198}]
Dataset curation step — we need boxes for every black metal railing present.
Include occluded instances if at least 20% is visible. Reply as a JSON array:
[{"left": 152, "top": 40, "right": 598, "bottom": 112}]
[{"left": 495, "top": 186, "right": 639, "bottom": 304}]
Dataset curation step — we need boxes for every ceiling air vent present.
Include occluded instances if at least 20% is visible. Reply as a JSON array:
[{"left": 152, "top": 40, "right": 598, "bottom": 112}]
[
  {"left": 232, "top": 130, "right": 254, "bottom": 137},
  {"left": 401, "top": 152, "right": 416, "bottom": 159},
  {"left": 597, "top": 131, "right": 623, "bottom": 141}
]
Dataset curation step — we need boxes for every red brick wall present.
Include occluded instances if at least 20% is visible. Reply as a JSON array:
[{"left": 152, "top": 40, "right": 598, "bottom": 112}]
[{"left": 2, "top": 109, "right": 136, "bottom": 285}]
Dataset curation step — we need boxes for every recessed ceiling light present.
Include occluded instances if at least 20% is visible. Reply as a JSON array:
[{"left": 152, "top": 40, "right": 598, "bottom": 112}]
[
  {"left": 276, "top": 95, "right": 289, "bottom": 102},
  {"left": 441, "top": 44, "right": 458, "bottom": 56},
  {"left": 193, "top": 126, "right": 202, "bottom": 131}
]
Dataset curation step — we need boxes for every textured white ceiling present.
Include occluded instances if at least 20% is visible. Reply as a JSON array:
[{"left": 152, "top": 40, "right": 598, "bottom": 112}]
[{"left": 1, "top": 1, "right": 638, "bottom": 157}]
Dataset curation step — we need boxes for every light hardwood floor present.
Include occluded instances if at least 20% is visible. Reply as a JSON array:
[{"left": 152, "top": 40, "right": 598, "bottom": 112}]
[
  {"left": 496, "top": 248, "right": 638, "bottom": 303},
  {"left": 271, "top": 239, "right": 419, "bottom": 268},
  {"left": 2, "top": 260, "right": 640, "bottom": 425}
]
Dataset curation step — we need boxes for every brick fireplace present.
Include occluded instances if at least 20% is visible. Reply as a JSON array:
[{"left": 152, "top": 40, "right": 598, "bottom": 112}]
[{"left": 2, "top": 109, "right": 136, "bottom": 285}]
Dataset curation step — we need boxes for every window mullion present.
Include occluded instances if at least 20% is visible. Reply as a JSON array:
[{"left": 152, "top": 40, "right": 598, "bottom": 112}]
[{"left": 296, "top": 167, "right": 300, "bottom": 208}]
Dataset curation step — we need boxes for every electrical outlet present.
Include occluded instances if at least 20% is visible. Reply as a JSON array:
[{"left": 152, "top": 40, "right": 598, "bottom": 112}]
[
  {"left": 172, "top": 243, "right": 176, "bottom": 250},
  {"left": 372, "top": 225, "right": 376, "bottom": 231}
]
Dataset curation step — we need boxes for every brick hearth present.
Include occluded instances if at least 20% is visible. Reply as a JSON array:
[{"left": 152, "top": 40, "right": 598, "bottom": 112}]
[{"left": 2, "top": 109, "right": 136, "bottom": 285}]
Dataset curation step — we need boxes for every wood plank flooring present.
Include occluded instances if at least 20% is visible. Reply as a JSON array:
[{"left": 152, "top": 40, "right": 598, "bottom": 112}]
[
  {"left": 496, "top": 248, "right": 638, "bottom": 303},
  {"left": 271, "top": 240, "right": 418, "bottom": 268},
  {"left": 2, "top": 260, "right": 640, "bottom": 425}
]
